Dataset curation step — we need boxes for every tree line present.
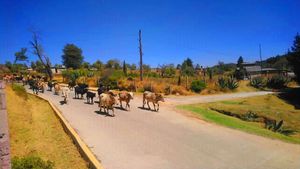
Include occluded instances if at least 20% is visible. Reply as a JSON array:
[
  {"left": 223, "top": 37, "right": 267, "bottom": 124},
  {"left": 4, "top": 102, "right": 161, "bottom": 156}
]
[{"left": 2, "top": 32, "right": 300, "bottom": 84}]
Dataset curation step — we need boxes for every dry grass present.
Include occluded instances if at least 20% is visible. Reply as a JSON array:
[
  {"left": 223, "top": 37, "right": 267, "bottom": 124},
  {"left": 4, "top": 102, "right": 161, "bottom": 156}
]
[
  {"left": 235, "top": 80, "right": 259, "bottom": 92},
  {"left": 53, "top": 72, "right": 258, "bottom": 95},
  {"left": 6, "top": 85, "right": 88, "bottom": 169}
]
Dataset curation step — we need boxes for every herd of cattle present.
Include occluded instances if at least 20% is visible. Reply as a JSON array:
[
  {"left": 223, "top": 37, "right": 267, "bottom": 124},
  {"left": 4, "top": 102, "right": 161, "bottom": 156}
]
[{"left": 3, "top": 74, "right": 165, "bottom": 116}]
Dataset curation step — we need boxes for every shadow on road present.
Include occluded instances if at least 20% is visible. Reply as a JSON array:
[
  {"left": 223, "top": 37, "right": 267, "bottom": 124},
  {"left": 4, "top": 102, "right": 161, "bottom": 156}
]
[
  {"left": 84, "top": 102, "right": 94, "bottom": 105},
  {"left": 59, "top": 101, "right": 66, "bottom": 105},
  {"left": 114, "top": 106, "right": 128, "bottom": 111},
  {"left": 277, "top": 87, "right": 300, "bottom": 109},
  {"left": 94, "top": 110, "right": 114, "bottom": 117},
  {"left": 137, "top": 106, "right": 157, "bottom": 112}
]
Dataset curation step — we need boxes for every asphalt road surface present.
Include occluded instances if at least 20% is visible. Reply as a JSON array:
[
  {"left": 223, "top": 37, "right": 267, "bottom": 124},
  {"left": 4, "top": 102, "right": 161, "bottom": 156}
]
[{"left": 26, "top": 88, "right": 300, "bottom": 169}]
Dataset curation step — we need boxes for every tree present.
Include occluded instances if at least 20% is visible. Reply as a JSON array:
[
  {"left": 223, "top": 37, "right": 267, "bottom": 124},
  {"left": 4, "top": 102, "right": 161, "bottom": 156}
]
[
  {"left": 14, "top": 48, "right": 28, "bottom": 64},
  {"left": 105, "top": 59, "right": 120, "bottom": 69},
  {"left": 160, "top": 64, "right": 176, "bottom": 78},
  {"left": 5, "top": 61, "right": 12, "bottom": 70},
  {"left": 287, "top": 33, "right": 300, "bottom": 83},
  {"left": 35, "top": 60, "right": 45, "bottom": 73},
  {"left": 123, "top": 60, "right": 127, "bottom": 76},
  {"left": 237, "top": 56, "right": 244, "bottom": 68},
  {"left": 130, "top": 64, "right": 137, "bottom": 70},
  {"left": 234, "top": 56, "right": 246, "bottom": 80},
  {"left": 195, "top": 64, "right": 201, "bottom": 70},
  {"left": 181, "top": 58, "right": 195, "bottom": 76},
  {"left": 206, "top": 67, "right": 213, "bottom": 80},
  {"left": 31, "top": 61, "right": 37, "bottom": 70},
  {"left": 30, "top": 30, "right": 53, "bottom": 79},
  {"left": 62, "top": 44, "right": 84, "bottom": 69},
  {"left": 82, "top": 62, "right": 90, "bottom": 69},
  {"left": 92, "top": 60, "right": 103, "bottom": 71},
  {"left": 142, "top": 64, "right": 151, "bottom": 73}
]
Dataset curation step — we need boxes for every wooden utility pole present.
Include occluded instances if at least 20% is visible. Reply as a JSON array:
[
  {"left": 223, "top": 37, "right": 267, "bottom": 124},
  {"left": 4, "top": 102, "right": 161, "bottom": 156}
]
[
  {"left": 259, "top": 44, "right": 263, "bottom": 73},
  {"left": 139, "top": 30, "right": 143, "bottom": 81}
]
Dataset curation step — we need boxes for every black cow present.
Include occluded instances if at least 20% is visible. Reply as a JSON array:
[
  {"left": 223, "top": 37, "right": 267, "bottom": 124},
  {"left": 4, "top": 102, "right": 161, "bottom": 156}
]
[
  {"left": 97, "top": 85, "right": 107, "bottom": 96},
  {"left": 48, "top": 81, "right": 54, "bottom": 91},
  {"left": 86, "top": 91, "right": 96, "bottom": 104},
  {"left": 28, "top": 79, "right": 35, "bottom": 89},
  {"left": 74, "top": 83, "right": 88, "bottom": 99},
  {"left": 68, "top": 81, "right": 76, "bottom": 90},
  {"left": 15, "top": 76, "right": 23, "bottom": 82},
  {"left": 31, "top": 80, "right": 39, "bottom": 95}
]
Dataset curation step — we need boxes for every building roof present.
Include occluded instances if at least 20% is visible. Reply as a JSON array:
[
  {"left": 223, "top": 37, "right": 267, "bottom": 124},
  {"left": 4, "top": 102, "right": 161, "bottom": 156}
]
[
  {"left": 244, "top": 65, "right": 262, "bottom": 72},
  {"left": 261, "top": 68, "right": 277, "bottom": 71}
]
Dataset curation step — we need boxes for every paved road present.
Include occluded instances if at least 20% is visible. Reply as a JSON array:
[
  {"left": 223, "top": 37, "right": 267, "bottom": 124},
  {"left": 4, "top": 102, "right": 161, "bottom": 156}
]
[{"left": 27, "top": 88, "right": 300, "bottom": 169}]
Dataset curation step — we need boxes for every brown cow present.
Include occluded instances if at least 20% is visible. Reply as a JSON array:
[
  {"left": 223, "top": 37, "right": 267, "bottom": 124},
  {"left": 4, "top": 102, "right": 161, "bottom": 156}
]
[
  {"left": 118, "top": 91, "right": 133, "bottom": 110},
  {"left": 37, "top": 81, "right": 46, "bottom": 93},
  {"left": 99, "top": 93, "right": 117, "bottom": 116},
  {"left": 143, "top": 91, "right": 165, "bottom": 111}
]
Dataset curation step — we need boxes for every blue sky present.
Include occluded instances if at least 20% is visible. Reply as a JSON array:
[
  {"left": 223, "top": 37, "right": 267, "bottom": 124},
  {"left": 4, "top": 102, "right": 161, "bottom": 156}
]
[{"left": 0, "top": 0, "right": 299, "bottom": 67}]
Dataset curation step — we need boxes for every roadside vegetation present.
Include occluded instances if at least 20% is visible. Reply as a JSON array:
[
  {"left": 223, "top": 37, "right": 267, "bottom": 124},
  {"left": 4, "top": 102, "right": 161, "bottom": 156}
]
[
  {"left": 1, "top": 31, "right": 300, "bottom": 97},
  {"left": 178, "top": 90, "right": 300, "bottom": 144},
  {"left": 6, "top": 84, "right": 88, "bottom": 169}
]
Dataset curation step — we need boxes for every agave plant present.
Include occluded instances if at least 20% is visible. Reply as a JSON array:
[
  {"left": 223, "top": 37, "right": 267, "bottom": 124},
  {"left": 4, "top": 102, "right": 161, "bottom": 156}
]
[
  {"left": 265, "top": 119, "right": 284, "bottom": 132},
  {"left": 267, "top": 75, "right": 290, "bottom": 89},
  {"left": 226, "top": 77, "right": 239, "bottom": 90},
  {"left": 250, "top": 76, "right": 265, "bottom": 88},
  {"left": 217, "top": 77, "right": 227, "bottom": 89}
]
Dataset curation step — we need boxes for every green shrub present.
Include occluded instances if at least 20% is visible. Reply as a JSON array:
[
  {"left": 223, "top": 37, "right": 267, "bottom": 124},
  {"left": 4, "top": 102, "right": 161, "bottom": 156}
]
[
  {"left": 250, "top": 76, "right": 265, "bottom": 88},
  {"left": 145, "top": 72, "right": 159, "bottom": 78},
  {"left": 12, "top": 156, "right": 54, "bottom": 169},
  {"left": 190, "top": 80, "right": 206, "bottom": 93},
  {"left": 62, "top": 69, "right": 94, "bottom": 82},
  {"left": 267, "top": 75, "right": 290, "bottom": 89},
  {"left": 12, "top": 84, "right": 28, "bottom": 100},
  {"left": 99, "top": 77, "right": 118, "bottom": 89},
  {"left": 127, "top": 72, "right": 138, "bottom": 78}
]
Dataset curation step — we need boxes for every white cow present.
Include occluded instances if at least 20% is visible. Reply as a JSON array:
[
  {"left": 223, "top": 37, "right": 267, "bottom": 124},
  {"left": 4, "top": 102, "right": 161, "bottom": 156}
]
[
  {"left": 61, "top": 87, "right": 70, "bottom": 104},
  {"left": 99, "top": 93, "right": 117, "bottom": 116}
]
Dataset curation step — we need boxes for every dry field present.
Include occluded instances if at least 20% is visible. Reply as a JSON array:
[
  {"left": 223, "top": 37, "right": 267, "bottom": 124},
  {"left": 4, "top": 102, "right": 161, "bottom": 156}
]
[{"left": 6, "top": 84, "right": 88, "bottom": 169}]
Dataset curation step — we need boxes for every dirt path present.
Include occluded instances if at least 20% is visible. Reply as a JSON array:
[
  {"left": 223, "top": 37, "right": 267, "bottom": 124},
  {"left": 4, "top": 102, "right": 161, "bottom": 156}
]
[{"left": 26, "top": 88, "right": 300, "bottom": 169}]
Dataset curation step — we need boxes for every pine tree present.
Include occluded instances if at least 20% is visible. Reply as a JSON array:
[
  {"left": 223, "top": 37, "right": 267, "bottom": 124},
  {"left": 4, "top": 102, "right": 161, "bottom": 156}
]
[
  {"left": 288, "top": 33, "right": 300, "bottom": 83},
  {"left": 62, "top": 44, "right": 84, "bottom": 69},
  {"left": 123, "top": 60, "right": 127, "bottom": 76},
  {"left": 237, "top": 56, "right": 244, "bottom": 68}
]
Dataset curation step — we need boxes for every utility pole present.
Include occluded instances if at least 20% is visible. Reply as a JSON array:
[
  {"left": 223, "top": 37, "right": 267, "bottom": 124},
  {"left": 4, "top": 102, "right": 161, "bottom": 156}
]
[
  {"left": 259, "top": 44, "right": 262, "bottom": 73},
  {"left": 139, "top": 30, "right": 143, "bottom": 81}
]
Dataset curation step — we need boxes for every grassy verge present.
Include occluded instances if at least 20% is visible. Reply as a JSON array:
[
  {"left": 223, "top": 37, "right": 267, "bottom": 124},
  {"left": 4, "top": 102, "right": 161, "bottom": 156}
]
[
  {"left": 178, "top": 95, "right": 300, "bottom": 144},
  {"left": 6, "top": 85, "right": 88, "bottom": 169}
]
